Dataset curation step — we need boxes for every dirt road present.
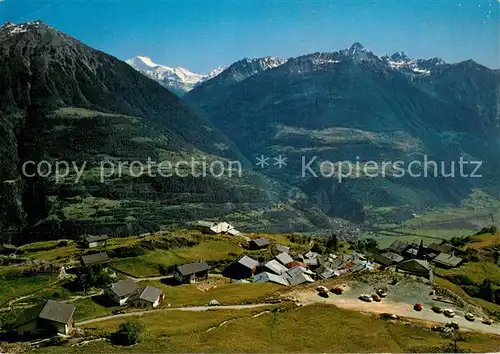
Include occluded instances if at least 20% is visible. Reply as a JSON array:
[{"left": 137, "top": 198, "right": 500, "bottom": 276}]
[
  {"left": 288, "top": 289, "right": 500, "bottom": 336},
  {"left": 75, "top": 303, "right": 273, "bottom": 326}
]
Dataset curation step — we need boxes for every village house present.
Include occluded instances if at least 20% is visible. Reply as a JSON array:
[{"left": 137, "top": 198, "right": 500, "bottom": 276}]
[
  {"left": 396, "top": 259, "right": 433, "bottom": 281},
  {"left": 248, "top": 237, "right": 270, "bottom": 250},
  {"left": 427, "top": 242, "right": 454, "bottom": 254},
  {"left": 195, "top": 220, "right": 239, "bottom": 235},
  {"left": 105, "top": 279, "right": 139, "bottom": 306},
  {"left": 275, "top": 244, "right": 290, "bottom": 254},
  {"left": 433, "top": 253, "right": 463, "bottom": 268},
  {"left": 173, "top": 261, "right": 210, "bottom": 284},
  {"left": 387, "top": 240, "right": 410, "bottom": 255},
  {"left": 263, "top": 259, "right": 288, "bottom": 275},
  {"left": 15, "top": 300, "right": 76, "bottom": 337},
  {"left": 130, "top": 285, "right": 164, "bottom": 309},
  {"left": 253, "top": 272, "right": 289, "bottom": 286},
  {"left": 222, "top": 255, "right": 259, "bottom": 280},
  {"left": 80, "top": 251, "right": 110, "bottom": 268},
  {"left": 84, "top": 235, "right": 108, "bottom": 248},
  {"left": 284, "top": 266, "right": 315, "bottom": 285},
  {"left": 274, "top": 252, "right": 294, "bottom": 266},
  {"left": 374, "top": 251, "right": 404, "bottom": 267}
]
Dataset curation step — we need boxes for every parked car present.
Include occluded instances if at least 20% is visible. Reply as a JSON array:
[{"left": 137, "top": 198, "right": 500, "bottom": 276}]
[
  {"left": 318, "top": 291, "right": 329, "bottom": 298},
  {"left": 316, "top": 286, "right": 328, "bottom": 292},
  {"left": 443, "top": 309, "right": 455, "bottom": 318},
  {"left": 431, "top": 305, "right": 443, "bottom": 314},
  {"left": 465, "top": 313, "right": 475, "bottom": 322},
  {"left": 371, "top": 294, "right": 382, "bottom": 302},
  {"left": 414, "top": 303, "right": 423, "bottom": 311},
  {"left": 359, "top": 294, "right": 373, "bottom": 302},
  {"left": 446, "top": 321, "right": 460, "bottom": 330},
  {"left": 482, "top": 318, "right": 493, "bottom": 325},
  {"left": 331, "top": 287, "right": 344, "bottom": 295},
  {"left": 377, "top": 289, "right": 388, "bottom": 298}
]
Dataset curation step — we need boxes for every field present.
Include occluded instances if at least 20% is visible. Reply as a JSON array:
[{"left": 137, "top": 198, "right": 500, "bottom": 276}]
[
  {"left": 363, "top": 189, "right": 500, "bottom": 248},
  {"left": 435, "top": 262, "right": 500, "bottom": 284},
  {"left": 139, "top": 278, "right": 281, "bottom": 307},
  {"left": 36, "top": 304, "right": 500, "bottom": 353}
]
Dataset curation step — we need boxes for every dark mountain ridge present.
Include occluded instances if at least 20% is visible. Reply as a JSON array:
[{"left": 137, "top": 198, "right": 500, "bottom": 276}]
[
  {"left": 1, "top": 21, "right": 328, "bottom": 243},
  {"left": 186, "top": 43, "right": 500, "bottom": 222}
]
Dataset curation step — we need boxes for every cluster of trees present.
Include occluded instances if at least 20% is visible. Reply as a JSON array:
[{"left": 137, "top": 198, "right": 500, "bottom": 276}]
[
  {"left": 475, "top": 225, "right": 498, "bottom": 236},
  {"left": 309, "top": 233, "right": 379, "bottom": 255},
  {"left": 76, "top": 265, "right": 113, "bottom": 292}
]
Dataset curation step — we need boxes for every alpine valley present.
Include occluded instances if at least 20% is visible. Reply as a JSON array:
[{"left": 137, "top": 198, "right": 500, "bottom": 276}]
[{"left": 1, "top": 21, "right": 499, "bottom": 244}]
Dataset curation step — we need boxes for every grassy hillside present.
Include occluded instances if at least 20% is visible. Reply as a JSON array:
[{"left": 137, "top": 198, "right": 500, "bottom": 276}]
[{"left": 36, "top": 304, "right": 500, "bottom": 353}]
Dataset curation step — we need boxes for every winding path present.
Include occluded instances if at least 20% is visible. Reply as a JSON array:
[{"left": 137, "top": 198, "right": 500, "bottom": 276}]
[{"left": 75, "top": 303, "right": 273, "bottom": 326}]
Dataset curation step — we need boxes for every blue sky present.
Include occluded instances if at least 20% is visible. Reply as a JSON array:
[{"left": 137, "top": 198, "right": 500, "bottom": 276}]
[{"left": 1, "top": 0, "right": 498, "bottom": 72}]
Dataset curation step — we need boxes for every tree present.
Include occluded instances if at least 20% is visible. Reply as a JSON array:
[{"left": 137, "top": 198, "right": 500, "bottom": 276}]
[
  {"left": 311, "top": 242, "right": 325, "bottom": 255},
  {"left": 479, "top": 279, "right": 494, "bottom": 302},
  {"left": 113, "top": 321, "right": 144, "bottom": 345},
  {"left": 77, "top": 265, "right": 112, "bottom": 292},
  {"left": 326, "top": 234, "right": 339, "bottom": 252}
]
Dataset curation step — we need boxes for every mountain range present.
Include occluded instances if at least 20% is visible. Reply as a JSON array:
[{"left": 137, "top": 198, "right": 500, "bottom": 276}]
[
  {"left": 0, "top": 20, "right": 499, "bottom": 243},
  {"left": 125, "top": 55, "right": 227, "bottom": 95}
]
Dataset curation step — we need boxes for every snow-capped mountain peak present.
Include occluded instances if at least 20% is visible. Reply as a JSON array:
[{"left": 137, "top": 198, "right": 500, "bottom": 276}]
[
  {"left": 126, "top": 55, "right": 218, "bottom": 93},
  {"left": 382, "top": 52, "right": 447, "bottom": 76},
  {"left": 127, "top": 55, "right": 159, "bottom": 71}
]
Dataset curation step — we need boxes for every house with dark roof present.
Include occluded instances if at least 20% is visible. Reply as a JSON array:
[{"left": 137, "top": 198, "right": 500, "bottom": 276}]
[
  {"left": 274, "top": 252, "right": 294, "bottom": 266},
  {"left": 433, "top": 253, "right": 463, "bottom": 268},
  {"left": 427, "top": 242, "right": 454, "bottom": 254},
  {"left": 387, "top": 240, "right": 410, "bottom": 255},
  {"left": 15, "top": 300, "right": 76, "bottom": 336},
  {"left": 105, "top": 279, "right": 139, "bottom": 305},
  {"left": 404, "top": 247, "right": 419, "bottom": 259},
  {"left": 130, "top": 285, "right": 164, "bottom": 309},
  {"left": 374, "top": 252, "right": 404, "bottom": 267},
  {"left": 80, "top": 251, "right": 110, "bottom": 268},
  {"left": 396, "top": 259, "right": 433, "bottom": 281},
  {"left": 84, "top": 235, "right": 108, "bottom": 248},
  {"left": 248, "top": 237, "right": 270, "bottom": 250},
  {"left": 173, "top": 261, "right": 210, "bottom": 284},
  {"left": 222, "top": 255, "right": 259, "bottom": 280}
]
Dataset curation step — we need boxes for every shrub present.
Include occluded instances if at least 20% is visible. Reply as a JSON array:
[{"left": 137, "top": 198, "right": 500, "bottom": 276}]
[{"left": 112, "top": 321, "right": 144, "bottom": 346}]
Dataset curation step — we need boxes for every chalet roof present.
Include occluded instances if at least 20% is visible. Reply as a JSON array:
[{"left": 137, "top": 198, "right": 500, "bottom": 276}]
[
  {"left": 238, "top": 255, "right": 259, "bottom": 269},
  {"left": 38, "top": 300, "right": 76, "bottom": 324},
  {"left": 85, "top": 235, "right": 108, "bottom": 243},
  {"left": 253, "top": 272, "right": 289, "bottom": 286},
  {"left": 304, "top": 251, "right": 320, "bottom": 259},
  {"left": 250, "top": 238, "right": 270, "bottom": 247},
  {"left": 264, "top": 259, "right": 288, "bottom": 275},
  {"left": 374, "top": 252, "right": 404, "bottom": 266},
  {"left": 138, "top": 286, "right": 162, "bottom": 303},
  {"left": 388, "top": 240, "right": 409, "bottom": 254},
  {"left": 176, "top": 261, "right": 210, "bottom": 276},
  {"left": 196, "top": 220, "right": 216, "bottom": 228},
  {"left": 428, "top": 242, "right": 454, "bottom": 254},
  {"left": 108, "top": 279, "right": 138, "bottom": 297},
  {"left": 397, "top": 259, "right": 431, "bottom": 272},
  {"left": 81, "top": 252, "right": 110, "bottom": 266},
  {"left": 405, "top": 248, "right": 419, "bottom": 256},
  {"left": 433, "top": 253, "right": 463, "bottom": 267},
  {"left": 275, "top": 252, "right": 294, "bottom": 266},
  {"left": 275, "top": 244, "right": 290, "bottom": 253},
  {"left": 287, "top": 272, "right": 314, "bottom": 286}
]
